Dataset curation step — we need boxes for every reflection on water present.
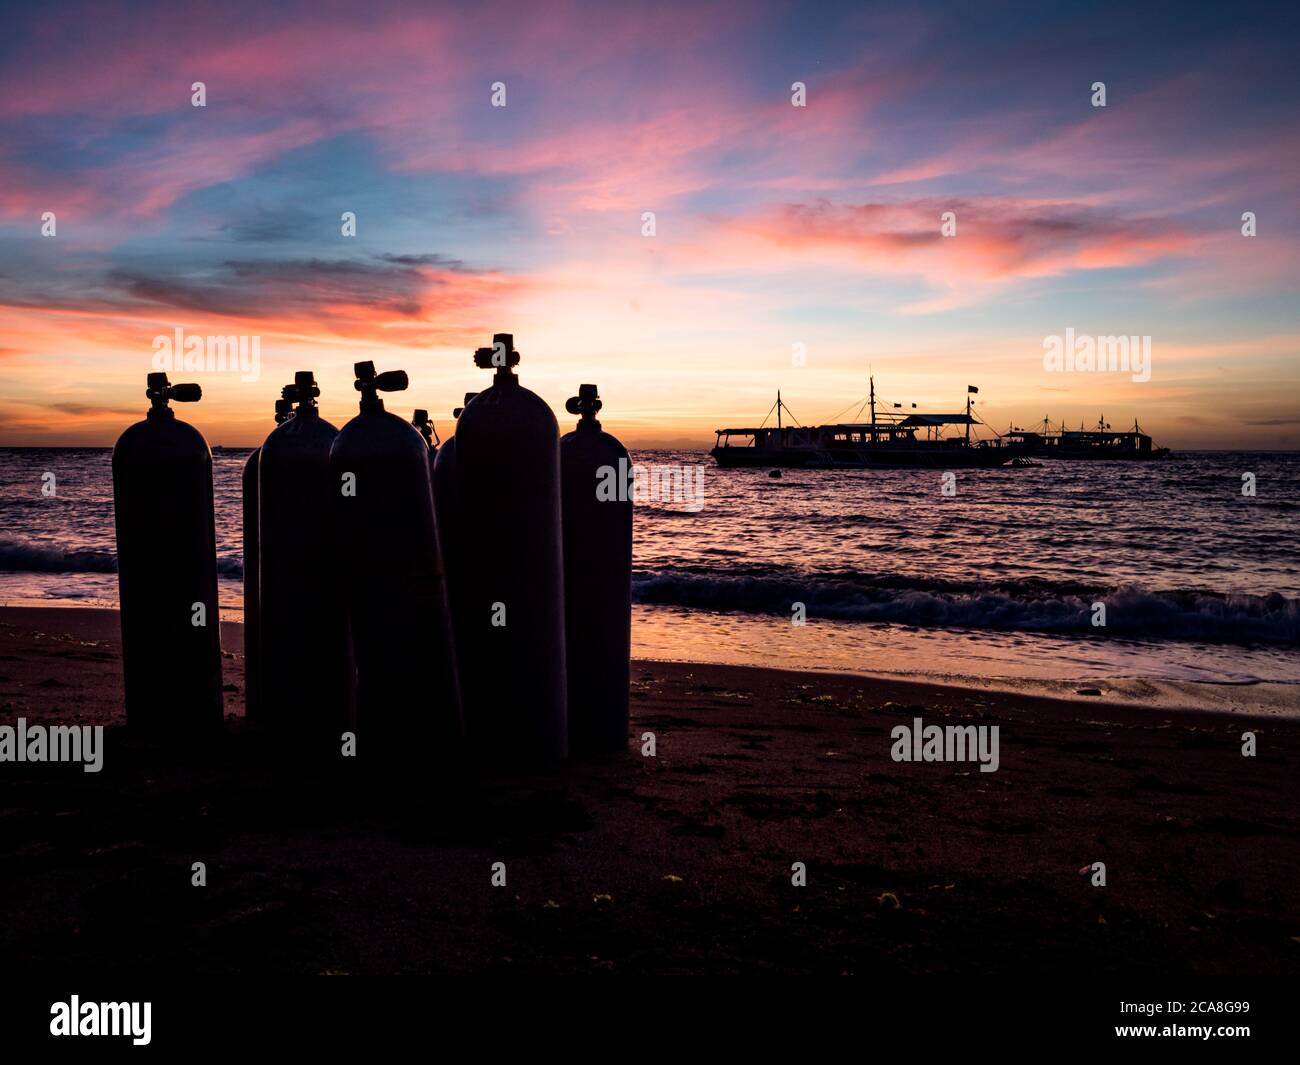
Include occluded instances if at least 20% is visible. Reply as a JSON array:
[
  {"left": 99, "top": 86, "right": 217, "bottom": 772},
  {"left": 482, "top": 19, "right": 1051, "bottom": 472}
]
[
  {"left": 1, "top": 447, "right": 1297, "bottom": 703},
  {"left": 630, "top": 604, "right": 1300, "bottom": 714}
]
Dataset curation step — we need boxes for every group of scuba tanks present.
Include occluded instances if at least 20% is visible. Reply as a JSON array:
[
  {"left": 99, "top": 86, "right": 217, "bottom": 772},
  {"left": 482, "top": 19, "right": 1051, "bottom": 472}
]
[{"left": 111, "top": 333, "right": 633, "bottom": 764}]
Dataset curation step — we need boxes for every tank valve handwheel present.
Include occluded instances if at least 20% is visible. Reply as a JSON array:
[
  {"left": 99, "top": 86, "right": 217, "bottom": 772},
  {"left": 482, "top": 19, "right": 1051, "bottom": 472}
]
[
  {"left": 146, "top": 372, "right": 201, "bottom": 409},
  {"left": 473, "top": 332, "right": 521, "bottom": 371},
  {"left": 283, "top": 370, "right": 321, "bottom": 410},
  {"left": 353, "top": 362, "right": 409, "bottom": 410}
]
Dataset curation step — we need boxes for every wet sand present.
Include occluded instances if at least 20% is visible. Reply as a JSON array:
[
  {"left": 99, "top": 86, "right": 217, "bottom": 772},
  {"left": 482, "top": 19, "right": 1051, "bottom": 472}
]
[{"left": 1, "top": 606, "right": 1298, "bottom": 974}]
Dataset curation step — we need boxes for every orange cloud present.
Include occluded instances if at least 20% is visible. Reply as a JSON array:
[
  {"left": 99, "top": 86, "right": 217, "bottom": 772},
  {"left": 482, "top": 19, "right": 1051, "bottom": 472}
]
[{"left": 709, "top": 198, "right": 1195, "bottom": 291}]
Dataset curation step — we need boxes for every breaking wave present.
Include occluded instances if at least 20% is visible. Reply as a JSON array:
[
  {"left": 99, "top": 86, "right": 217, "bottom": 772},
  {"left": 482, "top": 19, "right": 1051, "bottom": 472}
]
[
  {"left": 5, "top": 532, "right": 1294, "bottom": 646},
  {"left": 0, "top": 539, "right": 243, "bottom": 578},
  {"left": 632, "top": 566, "right": 1300, "bottom": 646},
  {"left": 0, "top": 539, "right": 117, "bottom": 574}
]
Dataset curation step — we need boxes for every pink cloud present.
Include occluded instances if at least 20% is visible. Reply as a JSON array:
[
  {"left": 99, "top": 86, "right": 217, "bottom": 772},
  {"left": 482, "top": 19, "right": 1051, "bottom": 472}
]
[
  {"left": 712, "top": 198, "right": 1195, "bottom": 286},
  {"left": 0, "top": 254, "right": 537, "bottom": 349}
]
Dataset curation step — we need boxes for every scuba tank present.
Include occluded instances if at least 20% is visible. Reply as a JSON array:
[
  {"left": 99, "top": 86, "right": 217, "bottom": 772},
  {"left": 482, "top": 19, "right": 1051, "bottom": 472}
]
[
  {"left": 561, "top": 385, "right": 633, "bottom": 755},
  {"left": 430, "top": 392, "right": 477, "bottom": 727},
  {"left": 454, "top": 334, "right": 566, "bottom": 762},
  {"left": 242, "top": 396, "right": 292, "bottom": 725},
  {"left": 258, "top": 372, "right": 352, "bottom": 746},
  {"left": 112, "top": 372, "right": 222, "bottom": 735},
  {"left": 329, "top": 362, "right": 461, "bottom": 767},
  {"left": 412, "top": 409, "right": 439, "bottom": 460}
]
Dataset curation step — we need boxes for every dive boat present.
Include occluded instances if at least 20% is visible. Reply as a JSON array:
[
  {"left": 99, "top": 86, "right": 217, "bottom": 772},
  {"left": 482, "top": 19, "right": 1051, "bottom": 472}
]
[
  {"left": 710, "top": 380, "right": 1026, "bottom": 469},
  {"left": 1003, "top": 416, "right": 1171, "bottom": 460}
]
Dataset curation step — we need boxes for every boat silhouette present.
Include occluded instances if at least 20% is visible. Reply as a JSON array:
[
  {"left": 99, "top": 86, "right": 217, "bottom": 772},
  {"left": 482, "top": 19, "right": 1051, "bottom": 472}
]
[
  {"left": 711, "top": 378, "right": 1025, "bottom": 469},
  {"left": 1003, "top": 416, "right": 1171, "bottom": 460}
]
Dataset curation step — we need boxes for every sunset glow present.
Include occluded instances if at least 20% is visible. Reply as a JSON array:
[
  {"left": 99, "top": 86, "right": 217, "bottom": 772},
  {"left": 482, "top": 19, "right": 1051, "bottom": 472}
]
[{"left": 1, "top": 1, "right": 1297, "bottom": 447}]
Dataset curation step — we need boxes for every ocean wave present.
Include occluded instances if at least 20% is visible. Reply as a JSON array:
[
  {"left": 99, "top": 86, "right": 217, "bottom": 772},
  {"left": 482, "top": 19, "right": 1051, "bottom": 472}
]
[
  {"left": 4, "top": 524, "right": 1295, "bottom": 647},
  {"left": 0, "top": 539, "right": 244, "bottom": 578},
  {"left": 0, "top": 539, "right": 117, "bottom": 574},
  {"left": 631, "top": 567, "right": 1300, "bottom": 646}
]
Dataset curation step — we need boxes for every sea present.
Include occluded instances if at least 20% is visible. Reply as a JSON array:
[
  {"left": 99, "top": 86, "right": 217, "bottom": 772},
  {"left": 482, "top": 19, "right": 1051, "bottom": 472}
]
[{"left": 1, "top": 447, "right": 1297, "bottom": 711}]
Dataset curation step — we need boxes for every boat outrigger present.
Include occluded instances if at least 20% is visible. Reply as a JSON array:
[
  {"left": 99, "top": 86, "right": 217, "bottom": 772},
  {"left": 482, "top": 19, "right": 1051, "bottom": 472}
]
[
  {"left": 711, "top": 379, "right": 1026, "bottom": 469},
  {"left": 1003, "top": 416, "right": 1171, "bottom": 460}
]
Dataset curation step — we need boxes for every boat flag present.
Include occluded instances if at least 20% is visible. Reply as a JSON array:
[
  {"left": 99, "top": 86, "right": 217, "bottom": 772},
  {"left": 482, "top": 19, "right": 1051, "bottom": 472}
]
[{"left": 967, "top": 385, "right": 979, "bottom": 393}]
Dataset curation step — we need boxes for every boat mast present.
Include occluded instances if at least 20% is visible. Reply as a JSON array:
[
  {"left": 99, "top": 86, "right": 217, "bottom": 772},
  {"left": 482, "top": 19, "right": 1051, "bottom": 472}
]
[
  {"left": 869, "top": 376, "right": 876, "bottom": 439},
  {"left": 965, "top": 389, "right": 972, "bottom": 444},
  {"left": 777, "top": 390, "right": 782, "bottom": 432}
]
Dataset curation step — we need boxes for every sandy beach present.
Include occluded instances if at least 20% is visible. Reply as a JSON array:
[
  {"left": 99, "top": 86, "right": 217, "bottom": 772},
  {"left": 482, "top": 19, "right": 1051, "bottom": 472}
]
[{"left": 0, "top": 604, "right": 1296, "bottom": 975}]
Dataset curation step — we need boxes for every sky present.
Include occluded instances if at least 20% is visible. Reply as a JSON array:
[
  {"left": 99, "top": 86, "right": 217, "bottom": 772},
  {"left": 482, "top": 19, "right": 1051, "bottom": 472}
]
[{"left": 0, "top": 0, "right": 1297, "bottom": 448}]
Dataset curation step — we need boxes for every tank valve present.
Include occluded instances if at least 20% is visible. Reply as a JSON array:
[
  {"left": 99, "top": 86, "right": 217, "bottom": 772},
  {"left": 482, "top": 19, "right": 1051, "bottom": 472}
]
[
  {"left": 283, "top": 370, "right": 321, "bottom": 412},
  {"left": 146, "top": 372, "right": 201, "bottom": 415},
  {"left": 412, "top": 408, "right": 439, "bottom": 447},
  {"left": 452, "top": 392, "right": 479, "bottom": 419},
  {"left": 273, "top": 398, "right": 293, "bottom": 424},
  {"left": 565, "top": 384, "right": 602, "bottom": 429},
  {"left": 473, "top": 333, "right": 521, "bottom": 378},
  {"left": 353, "top": 361, "right": 408, "bottom": 412}
]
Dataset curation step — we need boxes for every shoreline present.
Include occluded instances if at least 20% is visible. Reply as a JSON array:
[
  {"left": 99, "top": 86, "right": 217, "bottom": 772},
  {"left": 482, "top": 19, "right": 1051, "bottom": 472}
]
[{"left": 4, "top": 601, "right": 1294, "bottom": 718}]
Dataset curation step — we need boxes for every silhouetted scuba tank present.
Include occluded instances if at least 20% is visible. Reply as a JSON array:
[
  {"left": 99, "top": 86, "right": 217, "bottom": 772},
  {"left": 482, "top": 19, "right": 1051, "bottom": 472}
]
[
  {"left": 412, "top": 408, "right": 439, "bottom": 461},
  {"left": 561, "top": 385, "right": 633, "bottom": 755},
  {"left": 242, "top": 396, "right": 292, "bottom": 725},
  {"left": 258, "top": 372, "right": 353, "bottom": 746},
  {"left": 112, "top": 372, "right": 222, "bottom": 735},
  {"left": 329, "top": 362, "right": 462, "bottom": 767},
  {"left": 430, "top": 392, "right": 477, "bottom": 723},
  {"left": 455, "top": 334, "right": 566, "bottom": 762}
]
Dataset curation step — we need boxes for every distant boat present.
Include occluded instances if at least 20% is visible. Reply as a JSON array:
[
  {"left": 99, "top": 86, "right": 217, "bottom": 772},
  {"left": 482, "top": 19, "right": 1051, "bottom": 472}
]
[
  {"left": 711, "top": 379, "right": 1026, "bottom": 469},
  {"left": 1003, "top": 416, "right": 1171, "bottom": 461}
]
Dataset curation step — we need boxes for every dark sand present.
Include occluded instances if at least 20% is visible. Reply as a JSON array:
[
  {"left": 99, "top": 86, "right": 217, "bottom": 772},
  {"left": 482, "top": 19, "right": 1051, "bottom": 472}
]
[{"left": 1, "top": 606, "right": 1297, "bottom": 975}]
